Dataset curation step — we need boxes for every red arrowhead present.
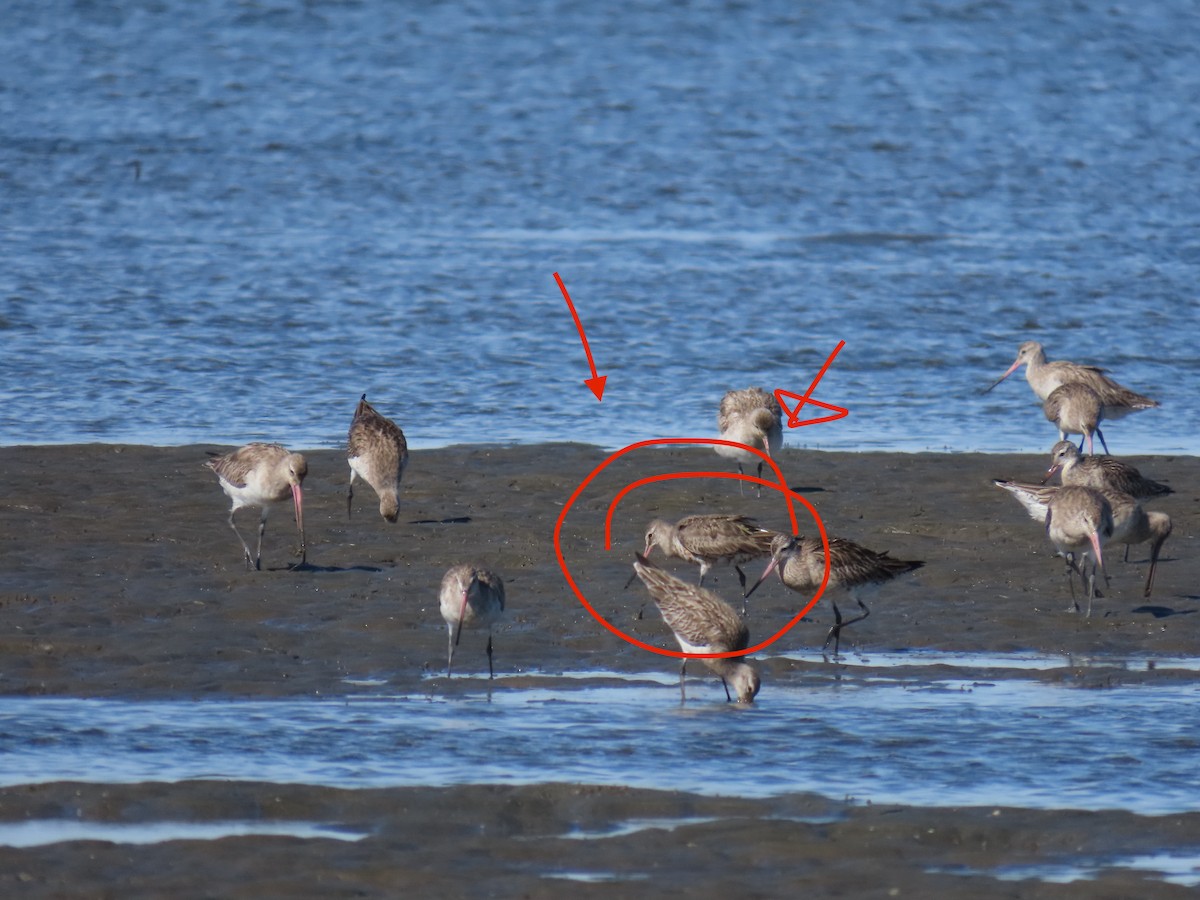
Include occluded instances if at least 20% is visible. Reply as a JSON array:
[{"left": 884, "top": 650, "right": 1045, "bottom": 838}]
[
  {"left": 775, "top": 341, "right": 849, "bottom": 429},
  {"left": 585, "top": 375, "right": 607, "bottom": 402},
  {"left": 556, "top": 273, "right": 609, "bottom": 403}
]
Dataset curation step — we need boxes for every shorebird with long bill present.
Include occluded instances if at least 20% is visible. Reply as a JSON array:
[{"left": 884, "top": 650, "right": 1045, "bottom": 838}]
[
  {"left": 994, "top": 478, "right": 1170, "bottom": 597},
  {"left": 1042, "top": 382, "right": 1108, "bottom": 454},
  {"left": 632, "top": 553, "right": 760, "bottom": 704},
  {"left": 641, "top": 514, "right": 778, "bottom": 605},
  {"left": 984, "top": 341, "right": 1159, "bottom": 422},
  {"left": 439, "top": 563, "right": 505, "bottom": 679},
  {"left": 206, "top": 443, "right": 307, "bottom": 571},
  {"left": 745, "top": 532, "right": 923, "bottom": 656},
  {"left": 715, "top": 387, "right": 783, "bottom": 496},
  {"left": 1043, "top": 441, "right": 1172, "bottom": 500},
  {"left": 347, "top": 394, "right": 409, "bottom": 523},
  {"left": 1044, "top": 485, "right": 1114, "bottom": 616}
]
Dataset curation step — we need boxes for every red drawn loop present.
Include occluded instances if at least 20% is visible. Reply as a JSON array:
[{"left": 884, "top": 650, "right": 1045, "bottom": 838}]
[{"left": 552, "top": 438, "right": 832, "bottom": 660}]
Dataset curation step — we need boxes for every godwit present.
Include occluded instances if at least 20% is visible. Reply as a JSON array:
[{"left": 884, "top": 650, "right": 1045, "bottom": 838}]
[
  {"left": 642, "top": 514, "right": 778, "bottom": 603},
  {"left": 1045, "top": 485, "right": 1114, "bottom": 616},
  {"left": 1042, "top": 382, "right": 1108, "bottom": 455},
  {"left": 206, "top": 443, "right": 307, "bottom": 571},
  {"left": 1094, "top": 490, "right": 1171, "bottom": 598},
  {"left": 744, "top": 532, "right": 923, "bottom": 655},
  {"left": 1044, "top": 441, "right": 1172, "bottom": 500},
  {"left": 439, "top": 563, "right": 505, "bottom": 678},
  {"left": 984, "top": 341, "right": 1159, "bottom": 420},
  {"left": 994, "top": 478, "right": 1170, "bottom": 592},
  {"left": 716, "top": 387, "right": 783, "bottom": 496},
  {"left": 632, "top": 553, "right": 760, "bottom": 704},
  {"left": 347, "top": 394, "right": 409, "bottom": 523}
]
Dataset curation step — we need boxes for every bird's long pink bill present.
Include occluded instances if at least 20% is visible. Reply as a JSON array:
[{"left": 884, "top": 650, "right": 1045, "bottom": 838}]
[
  {"left": 981, "top": 358, "right": 1022, "bottom": 394},
  {"left": 454, "top": 588, "right": 468, "bottom": 647},
  {"left": 744, "top": 555, "right": 782, "bottom": 600},
  {"left": 1088, "top": 531, "right": 1108, "bottom": 584},
  {"left": 291, "top": 483, "right": 306, "bottom": 564}
]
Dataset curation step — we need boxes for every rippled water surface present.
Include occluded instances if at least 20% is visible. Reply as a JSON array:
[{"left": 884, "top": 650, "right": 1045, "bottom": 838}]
[
  {"left": 2, "top": 666, "right": 1197, "bottom": 815},
  {"left": 2, "top": 0, "right": 1198, "bottom": 452}
]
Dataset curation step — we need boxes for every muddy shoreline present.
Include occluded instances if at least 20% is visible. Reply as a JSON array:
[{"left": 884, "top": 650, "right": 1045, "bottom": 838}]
[{"left": 0, "top": 443, "right": 1196, "bottom": 897}]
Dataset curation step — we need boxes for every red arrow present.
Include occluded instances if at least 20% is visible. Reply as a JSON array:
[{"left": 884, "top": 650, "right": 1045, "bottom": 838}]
[
  {"left": 554, "top": 272, "right": 607, "bottom": 401},
  {"left": 775, "top": 340, "right": 849, "bottom": 428}
]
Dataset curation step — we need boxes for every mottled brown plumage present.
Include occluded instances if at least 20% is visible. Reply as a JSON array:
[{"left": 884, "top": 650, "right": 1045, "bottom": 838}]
[
  {"left": 1045, "top": 441, "right": 1172, "bottom": 500},
  {"left": 985, "top": 341, "right": 1158, "bottom": 419},
  {"left": 716, "top": 387, "right": 783, "bottom": 495},
  {"left": 994, "top": 478, "right": 1170, "bottom": 598},
  {"left": 1045, "top": 485, "right": 1114, "bottom": 616},
  {"left": 1042, "top": 382, "right": 1107, "bottom": 454},
  {"left": 206, "top": 442, "right": 307, "bottom": 571},
  {"left": 347, "top": 394, "right": 409, "bottom": 523},
  {"left": 745, "top": 532, "right": 923, "bottom": 655},
  {"left": 632, "top": 553, "right": 760, "bottom": 704},
  {"left": 643, "top": 514, "right": 778, "bottom": 601}
]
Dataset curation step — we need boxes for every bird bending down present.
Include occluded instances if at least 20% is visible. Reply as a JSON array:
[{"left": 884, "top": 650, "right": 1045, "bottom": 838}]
[
  {"left": 632, "top": 553, "right": 760, "bottom": 704},
  {"left": 745, "top": 532, "right": 923, "bottom": 656},
  {"left": 642, "top": 514, "right": 778, "bottom": 606},
  {"left": 716, "top": 387, "right": 783, "bottom": 496},
  {"left": 983, "top": 341, "right": 1159, "bottom": 421},
  {"left": 439, "top": 563, "right": 505, "bottom": 678},
  {"left": 994, "top": 479, "right": 1170, "bottom": 598},
  {"left": 206, "top": 443, "right": 307, "bottom": 571},
  {"left": 1042, "top": 382, "right": 1108, "bottom": 455},
  {"left": 1043, "top": 441, "right": 1172, "bottom": 500},
  {"left": 347, "top": 394, "right": 409, "bottom": 523}
]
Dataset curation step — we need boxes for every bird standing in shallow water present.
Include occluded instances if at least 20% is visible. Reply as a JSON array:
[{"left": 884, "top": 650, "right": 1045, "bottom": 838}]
[
  {"left": 745, "top": 532, "right": 923, "bottom": 656},
  {"left": 206, "top": 443, "right": 307, "bottom": 571},
  {"left": 347, "top": 394, "right": 409, "bottom": 523},
  {"left": 716, "top": 387, "right": 783, "bottom": 496},
  {"left": 632, "top": 553, "right": 760, "bottom": 704},
  {"left": 439, "top": 563, "right": 505, "bottom": 679}
]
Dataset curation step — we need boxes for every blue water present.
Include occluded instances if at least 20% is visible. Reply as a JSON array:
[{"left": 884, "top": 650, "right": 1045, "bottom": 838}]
[
  {"left": 1, "top": 0, "right": 1197, "bottom": 453},
  {"left": 1, "top": 668, "right": 1197, "bottom": 815}
]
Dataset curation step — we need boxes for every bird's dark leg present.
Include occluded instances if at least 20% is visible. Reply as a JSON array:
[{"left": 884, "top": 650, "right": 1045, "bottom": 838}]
[
  {"left": 737, "top": 463, "right": 746, "bottom": 496},
  {"left": 736, "top": 566, "right": 749, "bottom": 616},
  {"left": 446, "top": 627, "right": 456, "bottom": 678},
  {"left": 755, "top": 460, "right": 764, "bottom": 498},
  {"left": 486, "top": 633, "right": 495, "bottom": 680},
  {"left": 347, "top": 475, "right": 354, "bottom": 520},
  {"left": 255, "top": 509, "right": 268, "bottom": 571},
  {"left": 1064, "top": 553, "right": 1080, "bottom": 612},
  {"left": 1096, "top": 427, "right": 1110, "bottom": 455},
  {"left": 678, "top": 659, "right": 687, "bottom": 703},
  {"left": 721, "top": 678, "right": 732, "bottom": 703},
  {"left": 822, "top": 599, "right": 870, "bottom": 657}
]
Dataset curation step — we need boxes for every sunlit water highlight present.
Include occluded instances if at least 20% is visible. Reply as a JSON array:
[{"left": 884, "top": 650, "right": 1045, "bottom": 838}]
[
  {"left": 2, "top": 0, "right": 1198, "bottom": 454},
  {"left": 1, "top": 672, "right": 1196, "bottom": 815},
  {"left": 0, "top": 820, "right": 367, "bottom": 848}
]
